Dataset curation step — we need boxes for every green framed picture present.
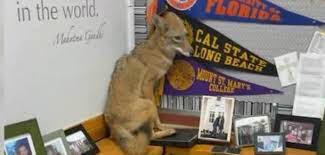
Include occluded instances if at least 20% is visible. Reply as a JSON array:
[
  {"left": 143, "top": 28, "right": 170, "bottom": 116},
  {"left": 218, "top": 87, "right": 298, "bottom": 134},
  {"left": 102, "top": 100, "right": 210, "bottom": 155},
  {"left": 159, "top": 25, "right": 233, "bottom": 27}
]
[{"left": 4, "top": 118, "right": 46, "bottom": 155}]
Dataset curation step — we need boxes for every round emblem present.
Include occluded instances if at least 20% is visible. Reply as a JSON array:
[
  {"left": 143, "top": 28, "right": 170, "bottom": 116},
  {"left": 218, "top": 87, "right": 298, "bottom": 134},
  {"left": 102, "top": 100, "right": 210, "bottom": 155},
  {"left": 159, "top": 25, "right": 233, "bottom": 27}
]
[
  {"left": 166, "top": 0, "right": 197, "bottom": 11},
  {"left": 167, "top": 60, "right": 195, "bottom": 91}
]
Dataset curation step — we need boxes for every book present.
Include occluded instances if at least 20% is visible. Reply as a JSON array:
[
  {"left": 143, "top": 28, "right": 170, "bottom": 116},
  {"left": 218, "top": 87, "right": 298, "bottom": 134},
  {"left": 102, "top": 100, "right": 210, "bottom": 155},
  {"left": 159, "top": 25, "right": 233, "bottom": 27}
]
[
  {"left": 150, "top": 129, "right": 198, "bottom": 147},
  {"left": 211, "top": 145, "right": 241, "bottom": 155}
]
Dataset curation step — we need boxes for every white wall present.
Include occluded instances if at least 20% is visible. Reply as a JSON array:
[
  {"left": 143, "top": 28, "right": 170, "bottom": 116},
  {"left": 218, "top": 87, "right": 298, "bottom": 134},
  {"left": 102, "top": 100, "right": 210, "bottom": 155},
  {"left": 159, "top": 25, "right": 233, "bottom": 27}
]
[
  {"left": 1, "top": 0, "right": 4, "bottom": 151},
  {"left": 3, "top": 0, "right": 128, "bottom": 136}
]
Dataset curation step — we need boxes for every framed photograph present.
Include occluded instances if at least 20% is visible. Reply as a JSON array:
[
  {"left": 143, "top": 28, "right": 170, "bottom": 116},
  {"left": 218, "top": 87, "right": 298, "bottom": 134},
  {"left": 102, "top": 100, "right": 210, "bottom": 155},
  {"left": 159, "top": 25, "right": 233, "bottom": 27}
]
[
  {"left": 4, "top": 118, "right": 46, "bottom": 155},
  {"left": 198, "top": 96, "right": 235, "bottom": 142},
  {"left": 43, "top": 129, "right": 72, "bottom": 155},
  {"left": 234, "top": 115, "right": 271, "bottom": 147},
  {"left": 275, "top": 114, "right": 321, "bottom": 151},
  {"left": 254, "top": 133, "right": 285, "bottom": 155},
  {"left": 64, "top": 125, "right": 99, "bottom": 155}
]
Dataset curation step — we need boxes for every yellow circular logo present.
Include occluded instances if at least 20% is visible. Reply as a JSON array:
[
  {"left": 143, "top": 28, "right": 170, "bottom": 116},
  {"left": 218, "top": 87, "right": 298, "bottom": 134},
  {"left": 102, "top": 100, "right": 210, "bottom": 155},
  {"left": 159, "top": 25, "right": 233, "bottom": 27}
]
[{"left": 167, "top": 60, "right": 195, "bottom": 91}]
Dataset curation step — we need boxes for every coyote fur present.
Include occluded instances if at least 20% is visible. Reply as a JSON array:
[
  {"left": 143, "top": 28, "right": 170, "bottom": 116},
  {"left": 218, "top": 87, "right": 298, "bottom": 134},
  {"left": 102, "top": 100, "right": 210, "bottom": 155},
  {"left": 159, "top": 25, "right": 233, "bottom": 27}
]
[{"left": 104, "top": 12, "right": 193, "bottom": 155}]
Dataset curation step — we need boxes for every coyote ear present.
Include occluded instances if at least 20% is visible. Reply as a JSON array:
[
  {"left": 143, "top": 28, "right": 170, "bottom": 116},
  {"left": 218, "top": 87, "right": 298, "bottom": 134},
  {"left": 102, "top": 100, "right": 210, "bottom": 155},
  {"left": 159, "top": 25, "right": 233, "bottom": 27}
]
[{"left": 152, "top": 14, "right": 168, "bottom": 33}]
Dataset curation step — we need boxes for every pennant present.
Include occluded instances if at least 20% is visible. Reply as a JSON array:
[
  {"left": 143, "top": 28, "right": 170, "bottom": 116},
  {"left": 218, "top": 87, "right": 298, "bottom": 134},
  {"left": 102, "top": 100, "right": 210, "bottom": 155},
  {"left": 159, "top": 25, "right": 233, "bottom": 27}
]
[
  {"left": 175, "top": 12, "right": 278, "bottom": 76},
  {"left": 157, "top": 0, "right": 325, "bottom": 26},
  {"left": 163, "top": 56, "right": 283, "bottom": 96}
]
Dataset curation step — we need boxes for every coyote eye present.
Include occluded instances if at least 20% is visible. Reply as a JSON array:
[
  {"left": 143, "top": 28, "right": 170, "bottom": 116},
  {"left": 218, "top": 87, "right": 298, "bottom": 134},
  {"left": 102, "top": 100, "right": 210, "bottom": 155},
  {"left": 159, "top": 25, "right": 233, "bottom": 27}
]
[{"left": 173, "top": 36, "right": 182, "bottom": 42}]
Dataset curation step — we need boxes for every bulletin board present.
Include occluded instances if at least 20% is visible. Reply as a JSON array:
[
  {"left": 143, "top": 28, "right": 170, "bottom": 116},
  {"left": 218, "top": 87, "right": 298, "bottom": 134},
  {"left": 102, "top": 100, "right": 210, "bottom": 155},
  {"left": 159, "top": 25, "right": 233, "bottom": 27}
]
[
  {"left": 199, "top": 0, "right": 325, "bottom": 108},
  {"left": 149, "top": 0, "right": 325, "bottom": 112}
]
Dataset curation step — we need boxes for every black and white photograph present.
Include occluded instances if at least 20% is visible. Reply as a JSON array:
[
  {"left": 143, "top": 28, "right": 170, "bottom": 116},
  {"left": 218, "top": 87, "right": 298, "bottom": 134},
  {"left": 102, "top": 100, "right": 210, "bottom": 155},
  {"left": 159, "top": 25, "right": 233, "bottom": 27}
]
[
  {"left": 235, "top": 116, "right": 271, "bottom": 146},
  {"left": 45, "top": 138, "right": 68, "bottom": 155},
  {"left": 274, "top": 114, "right": 321, "bottom": 151},
  {"left": 198, "top": 96, "right": 234, "bottom": 142},
  {"left": 254, "top": 133, "right": 285, "bottom": 155},
  {"left": 66, "top": 131, "right": 93, "bottom": 154},
  {"left": 4, "top": 133, "right": 37, "bottom": 155},
  {"left": 64, "top": 125, "right": 99, "bottom": 155},
  {"left": 43, "top": 129, "right": 72, "bottom": 155}
]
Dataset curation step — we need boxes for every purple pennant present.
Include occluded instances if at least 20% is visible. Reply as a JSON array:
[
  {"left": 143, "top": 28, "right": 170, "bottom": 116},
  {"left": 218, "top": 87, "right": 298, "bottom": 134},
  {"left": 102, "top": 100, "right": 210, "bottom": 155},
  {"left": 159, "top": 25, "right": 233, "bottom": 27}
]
[{"left": 163, "top": 56, "right": 283, "bottom": 96}]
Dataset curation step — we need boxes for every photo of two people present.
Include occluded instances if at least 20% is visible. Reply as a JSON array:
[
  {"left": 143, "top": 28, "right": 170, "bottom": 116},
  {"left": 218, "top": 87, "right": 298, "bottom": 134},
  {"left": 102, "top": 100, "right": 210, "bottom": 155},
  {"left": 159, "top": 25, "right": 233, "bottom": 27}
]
[
  {"left": 212, "top": 112, "right": 225, "bottom": 136},
  {"left": 200, "top": 112, "right": 227, "bottom": 140},
  {"left": 199, "top": 96, "right": 234, "bottom": 142}
]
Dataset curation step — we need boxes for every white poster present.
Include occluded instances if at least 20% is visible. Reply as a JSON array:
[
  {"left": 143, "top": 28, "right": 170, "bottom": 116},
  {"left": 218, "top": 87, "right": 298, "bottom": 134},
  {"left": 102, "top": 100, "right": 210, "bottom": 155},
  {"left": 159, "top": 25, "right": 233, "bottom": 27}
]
[
  {"left": 293, "top": 53, "right": 325, "bottom": 119},
  {"left": 4, "top": 0, "right": 126, "bottom": 135}
]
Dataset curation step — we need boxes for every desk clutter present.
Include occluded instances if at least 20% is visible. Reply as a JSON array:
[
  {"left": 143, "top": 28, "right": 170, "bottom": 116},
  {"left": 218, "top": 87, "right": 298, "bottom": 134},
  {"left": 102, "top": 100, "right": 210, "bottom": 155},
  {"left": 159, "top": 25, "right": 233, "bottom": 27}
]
[
  {"left": 152, "top": 96, "right": 324, "bottom": 154},
  {"left": 4, "top": 114, "right": 323, "bottom": 155},
  {"left": 4, "top": 119, "right": 100, "bottom": 155}
]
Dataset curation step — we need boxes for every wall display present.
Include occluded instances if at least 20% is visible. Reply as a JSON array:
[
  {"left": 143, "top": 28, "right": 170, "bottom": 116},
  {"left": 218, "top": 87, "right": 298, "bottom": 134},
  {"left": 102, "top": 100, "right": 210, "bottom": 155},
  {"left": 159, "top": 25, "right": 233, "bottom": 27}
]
[
  {"left": 254, "top": 133, "right": 285, "bottom": 155},
  {"left": 4, "top": 119, "right": 46, "bottom": 155},
  {"left": 163, "top": 56, "right": 282, "bottom": 96},
  {"left": 274, "top": 52, "right": 299, "bottom": 87},
  {"left": 43, "top": 129, "right": 72, "bottom": 155},
  {"left": 198, "top": 96, "right": 234, "bottom": 142},
  {"left": 64, "top": 125, "right": 99, "bottom": 155},
  {"left": 307, "top": 31, "right": 325, "bottom": 55},
  {"left": 293, "top": 53, "right": 325, "bottom": 120},
  {"left": 155, "top": 0, "right": 325, "bottom": 25},
  {"left": 172, "top": 12, "right": 278, "bottom": 76},
  {"left": 274, "top": 114, "right": 321, "bottom": 151},
  {"left": 234, "top": 116, "right": 271, "bottom": 147}
]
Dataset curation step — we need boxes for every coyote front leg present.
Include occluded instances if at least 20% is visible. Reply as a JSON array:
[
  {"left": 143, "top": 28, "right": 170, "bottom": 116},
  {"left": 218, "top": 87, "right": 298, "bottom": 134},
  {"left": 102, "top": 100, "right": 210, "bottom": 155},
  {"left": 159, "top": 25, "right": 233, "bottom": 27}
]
[{"left": 150, "top": 106, "right": 176, "bottom": 140}]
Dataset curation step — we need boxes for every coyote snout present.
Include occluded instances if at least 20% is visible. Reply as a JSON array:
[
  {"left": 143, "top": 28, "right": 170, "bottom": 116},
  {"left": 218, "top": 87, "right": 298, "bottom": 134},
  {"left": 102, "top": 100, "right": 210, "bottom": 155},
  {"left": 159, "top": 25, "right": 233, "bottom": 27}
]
[{"left": 104, "top": 12, "right": 191, "bottom": 155}]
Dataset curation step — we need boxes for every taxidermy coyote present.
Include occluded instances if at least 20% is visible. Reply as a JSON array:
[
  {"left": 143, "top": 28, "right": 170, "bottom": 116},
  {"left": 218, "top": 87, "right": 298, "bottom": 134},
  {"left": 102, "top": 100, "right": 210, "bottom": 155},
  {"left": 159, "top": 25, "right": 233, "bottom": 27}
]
[{"left": 104, "top": 12, "right": 193, "bottom": 155}]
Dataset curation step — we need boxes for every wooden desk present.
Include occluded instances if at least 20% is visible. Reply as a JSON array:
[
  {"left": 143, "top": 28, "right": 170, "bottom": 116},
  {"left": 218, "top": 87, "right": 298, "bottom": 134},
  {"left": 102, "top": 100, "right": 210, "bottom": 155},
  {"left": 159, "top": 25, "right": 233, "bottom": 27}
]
[
  {"left": 165, "top": 144, "right": 317, "bottom": 155},
  {"left": 79, "top": 114, "right": 318, "bottom": 155}
]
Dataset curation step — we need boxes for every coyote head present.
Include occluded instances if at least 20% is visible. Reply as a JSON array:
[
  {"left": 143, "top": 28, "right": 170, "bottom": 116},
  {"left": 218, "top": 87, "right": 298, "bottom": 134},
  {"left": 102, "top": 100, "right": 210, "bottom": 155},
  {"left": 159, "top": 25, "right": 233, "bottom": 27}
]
[{"left": 151, "top": 12, "right": 193, "bottom": 57}]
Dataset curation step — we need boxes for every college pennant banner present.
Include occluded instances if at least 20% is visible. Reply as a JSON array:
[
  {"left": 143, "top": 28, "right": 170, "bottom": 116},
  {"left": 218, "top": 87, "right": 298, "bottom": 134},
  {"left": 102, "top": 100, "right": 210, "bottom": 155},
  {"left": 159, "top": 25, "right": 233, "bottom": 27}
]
[
  {"left": 175, "top": 12, "right": 278, "bottom": 76},
  {"left": 157, "top": 0, "right": 325, "bottom": 26},
  {"left": 163, "top": 56, "right": 283, "bottom": 96}
]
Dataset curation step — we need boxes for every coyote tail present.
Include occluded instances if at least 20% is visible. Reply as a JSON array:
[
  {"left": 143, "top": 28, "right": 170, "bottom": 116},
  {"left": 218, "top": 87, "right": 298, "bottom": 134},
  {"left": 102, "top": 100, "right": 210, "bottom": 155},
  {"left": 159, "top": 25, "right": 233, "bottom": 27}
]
[{"left": 112, "top": 122, "right": 152, "bottom": 155}]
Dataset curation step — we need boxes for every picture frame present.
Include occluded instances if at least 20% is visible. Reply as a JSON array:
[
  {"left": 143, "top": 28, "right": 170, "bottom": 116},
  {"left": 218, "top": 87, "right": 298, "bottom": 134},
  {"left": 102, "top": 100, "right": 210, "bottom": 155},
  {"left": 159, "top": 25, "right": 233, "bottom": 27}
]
[
  {"left": 198, "top": 96, "right": 235, "bottom": 143},
  {"left": 43, "top": 129, "right": 72, "bottom": 155},
  {"left": 4, "top": 118, "right": 46, "bottom": 155},
  {"left": 234, "top": 115, "right": 271, "bottom": 147},
  {"left": 274, "top": 114, "right": 321, "bottom": 151},
  {"left": 64, "top": 124, "right": 99, "bottom": 155},
  {"left": 254, "top": 132, "right": 286, "bottom": 155}
]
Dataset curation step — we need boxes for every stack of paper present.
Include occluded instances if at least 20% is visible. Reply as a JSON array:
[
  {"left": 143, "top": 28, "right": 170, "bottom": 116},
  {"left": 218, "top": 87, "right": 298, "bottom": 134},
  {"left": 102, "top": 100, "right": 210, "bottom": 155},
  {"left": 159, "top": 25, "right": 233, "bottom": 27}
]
[
  {"left": 292, "top": 53, "right": 325, "bottom": 120},
  {"left": 134, "top": 0, "right": 147, "bottom": 44}
]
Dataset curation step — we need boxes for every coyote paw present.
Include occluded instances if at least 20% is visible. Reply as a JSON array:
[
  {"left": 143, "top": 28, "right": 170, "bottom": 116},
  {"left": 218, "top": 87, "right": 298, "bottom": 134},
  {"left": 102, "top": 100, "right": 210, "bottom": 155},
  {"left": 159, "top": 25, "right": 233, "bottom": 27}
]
[{"left": 166, "top": 128, "right": 176, "bottom": 135}]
